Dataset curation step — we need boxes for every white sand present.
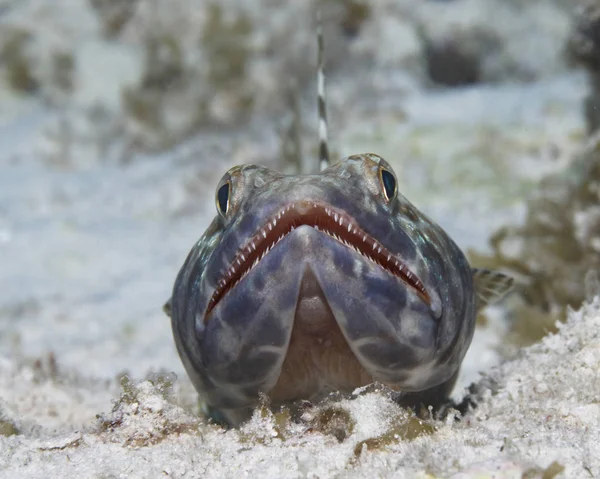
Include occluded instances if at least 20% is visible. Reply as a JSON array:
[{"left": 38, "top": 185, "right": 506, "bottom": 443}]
[
  {"left": 1, "top": 298, "right": 598, "bottom": 478},
  {"left": 0, "top": 1, "right": 596, "bottom": 477}
]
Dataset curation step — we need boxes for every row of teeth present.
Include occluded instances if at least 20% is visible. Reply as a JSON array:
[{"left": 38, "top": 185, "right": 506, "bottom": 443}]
[
  {"left": 215, "top": 205, "right": 298, "bottom": 290},
  {"left": 207, "top": 203, "right": 429, "bottom": 314},
  {"left": 215, "top": 204, "right": 407, "bottom": 294}
]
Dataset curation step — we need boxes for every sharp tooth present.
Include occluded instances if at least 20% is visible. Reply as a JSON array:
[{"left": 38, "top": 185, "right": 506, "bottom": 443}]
[
  {"left": 387, "top": 255, "right": 391, "bottom": 261},
  {"left": 377, "top": 247, "right": 382, "bottom": 253},
  {"left": 363, "top": 234, "right": 367, "bottom": 242},
  {"left": 251, "top": 242, "right": 256, "bottom": 250},
  {"left": 339, "top": 217, "right": 343, "bottom": 226},
  {"left": 348, "top": 223, "right": 352, "bottom": 232},
  {"left": 262, "top": 231, "right": 267, "bottom": 239},
  {"left": 334, "top": 213, "right": 339, "bottom": 222},
  {"left": 241, "top": 254, "right": 246, "bottom": 261},
  {"left": 372, "top": 243, "right": 377, "bottom": 250}
]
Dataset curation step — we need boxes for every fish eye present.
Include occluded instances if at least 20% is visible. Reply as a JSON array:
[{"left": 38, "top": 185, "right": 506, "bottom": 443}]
[
  {"left": 216, "top": 181, "right": 231, "bottom": 216},
  {"left": 379, "top": 168, "right": 397, "bottom": 202}
]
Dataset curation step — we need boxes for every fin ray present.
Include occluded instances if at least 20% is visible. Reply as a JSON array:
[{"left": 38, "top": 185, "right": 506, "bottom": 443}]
[
  {"left": 472, "top": 268, "right": 514, "bottom": 310},
  {"left": 317, "top": 12, "right": 329, "bottom": 171}
]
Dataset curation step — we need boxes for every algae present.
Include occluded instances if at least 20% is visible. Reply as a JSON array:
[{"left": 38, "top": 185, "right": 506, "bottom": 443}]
[
  {"left": 474, "top": 133, "right": 600, "bottom": 346},
  {"left": 89, "top": 0, "right": 138, "bottom": 38},
  {"left": 0, "top": 418, "right": 19, "bottom": 437},
  {"left": 339, "top": 0, "right": 371, "bottom": 37},
  {"left": 51, "top": 51, "right": 75, "bottom": 93},
  {"left": 522, "top": 461, "right": 565, "bottom": 479},
  {"left": 202, "top": 3, "right": 252, "bottom": 90},
  {"left": 308, "top": 405, "right": 355, "bottom": 443},
  {"left": 121, "top": 3, "right": 255, "bottom": 152},
  {"left": 567, "top": 2, "right": 600, "bottom": 133},
  {"left": 353, "top": 412, "right": 436, "bottom": 457},
  {"left": 0, "top": 28, "right": 38, "bottom": 93},
  {"left": 200, "top": 3, "right": 254, "bottom": 119},
  {"left": 122, "top": 33, "right": 185, "bottom": 133}
]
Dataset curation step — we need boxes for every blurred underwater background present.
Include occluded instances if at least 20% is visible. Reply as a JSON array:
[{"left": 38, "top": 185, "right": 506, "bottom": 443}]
[{"left": 1, "top": 1, "right": 600, "bottom": 477}]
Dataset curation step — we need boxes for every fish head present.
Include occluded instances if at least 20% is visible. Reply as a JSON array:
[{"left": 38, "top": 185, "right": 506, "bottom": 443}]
[{"left": 170, "top": 154, "right": 477, "bottom": 422}]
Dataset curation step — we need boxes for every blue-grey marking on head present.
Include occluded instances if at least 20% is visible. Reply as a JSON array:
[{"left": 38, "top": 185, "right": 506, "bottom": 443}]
[{"left": 167, "top": 154, "right": 513, "bottom": 426}]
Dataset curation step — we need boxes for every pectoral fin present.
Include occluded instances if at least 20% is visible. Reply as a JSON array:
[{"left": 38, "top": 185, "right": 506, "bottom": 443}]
[
  {"left": 163, "top": 298, "right": 172, "bottom": 318},
  {"left": 472, "top": 268, "right": 514, "bottom": 310}
]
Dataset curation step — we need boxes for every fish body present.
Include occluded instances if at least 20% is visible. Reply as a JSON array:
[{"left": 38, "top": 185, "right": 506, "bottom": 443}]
[
  {"left": 167, "top": 154, "right": 512, "bottom": 425},
  {"left": 166, "top": 21, "right": 512, "bottom": 426}
]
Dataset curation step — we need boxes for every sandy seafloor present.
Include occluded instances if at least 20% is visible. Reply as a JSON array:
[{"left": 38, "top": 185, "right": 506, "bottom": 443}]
[{"left": 0, "top": 0, "right": 599, "bottom": 477}]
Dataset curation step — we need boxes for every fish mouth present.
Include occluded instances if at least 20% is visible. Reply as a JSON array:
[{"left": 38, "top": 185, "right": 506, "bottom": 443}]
[{"left": 206, "top": 200, "right": 431, "bottom": 319}]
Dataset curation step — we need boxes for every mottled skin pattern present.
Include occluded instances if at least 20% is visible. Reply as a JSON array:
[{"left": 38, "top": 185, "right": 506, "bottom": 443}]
[{"left": 170, "top": 154, "right": 478, "bottom": 425}]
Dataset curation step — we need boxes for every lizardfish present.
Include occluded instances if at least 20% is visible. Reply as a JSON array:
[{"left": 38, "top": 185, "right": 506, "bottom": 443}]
[{"left": 164, "top": 23, "right": 513, "bottom": 426}]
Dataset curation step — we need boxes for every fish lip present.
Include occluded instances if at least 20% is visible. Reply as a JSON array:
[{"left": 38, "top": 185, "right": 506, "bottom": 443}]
[{"left": 205, "top": 200, "right": 432, "bottom": 320}]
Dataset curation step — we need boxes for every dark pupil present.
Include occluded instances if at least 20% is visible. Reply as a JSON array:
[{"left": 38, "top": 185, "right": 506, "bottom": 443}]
[
  {"left": 217, "top": 183, "right": 230, "bottom": 214},
  {"left": 381, "top": 169, "right": 396, "bottom": 200}
]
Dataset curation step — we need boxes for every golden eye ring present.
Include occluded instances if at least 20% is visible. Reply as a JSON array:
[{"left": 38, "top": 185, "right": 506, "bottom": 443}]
[{"left": 379, "top": 167, "right": 397, "bottom": 202}]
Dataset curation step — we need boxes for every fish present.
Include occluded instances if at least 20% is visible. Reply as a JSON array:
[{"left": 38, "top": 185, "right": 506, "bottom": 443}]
[{"left": 164, "top": 20, "right": 513, "bottom": 426}]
